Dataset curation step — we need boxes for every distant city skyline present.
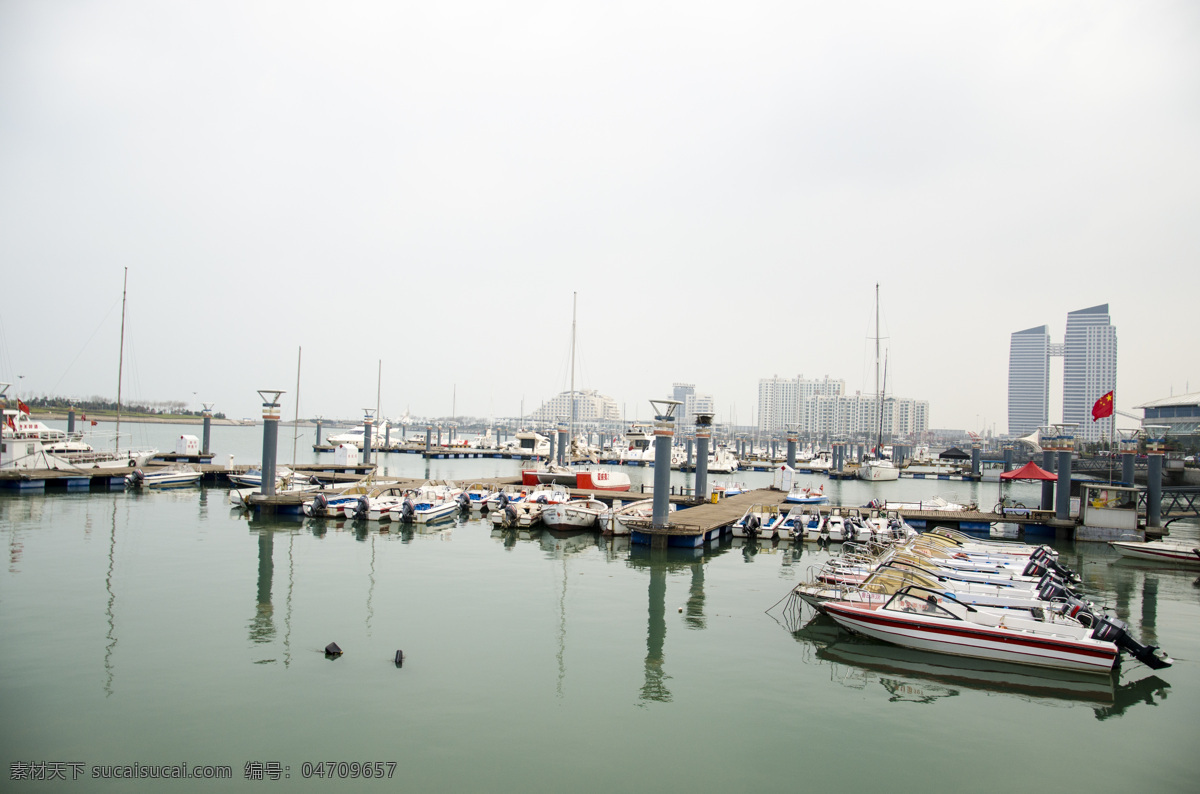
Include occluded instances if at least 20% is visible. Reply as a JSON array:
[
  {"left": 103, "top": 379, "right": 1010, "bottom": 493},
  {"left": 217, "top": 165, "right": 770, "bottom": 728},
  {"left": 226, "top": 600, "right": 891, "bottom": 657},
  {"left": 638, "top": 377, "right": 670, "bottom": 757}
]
[{"left": 1007, "top": 304, "right": 1118, "bottom": 442}]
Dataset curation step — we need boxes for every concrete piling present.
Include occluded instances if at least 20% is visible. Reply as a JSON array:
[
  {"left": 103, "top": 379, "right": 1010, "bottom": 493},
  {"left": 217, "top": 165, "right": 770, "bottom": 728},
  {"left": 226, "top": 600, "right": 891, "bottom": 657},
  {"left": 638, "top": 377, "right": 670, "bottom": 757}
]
[{"left": 258, "top": 391, "right": 283, "bottom": 497}]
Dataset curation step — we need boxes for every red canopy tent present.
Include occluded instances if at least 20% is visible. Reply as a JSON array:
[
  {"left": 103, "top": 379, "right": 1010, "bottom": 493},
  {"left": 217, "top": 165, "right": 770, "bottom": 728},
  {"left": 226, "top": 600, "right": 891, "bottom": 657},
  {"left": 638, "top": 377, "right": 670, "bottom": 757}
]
[{"left": 1000, "top": 461, "right": 1057, "bottom": 481}]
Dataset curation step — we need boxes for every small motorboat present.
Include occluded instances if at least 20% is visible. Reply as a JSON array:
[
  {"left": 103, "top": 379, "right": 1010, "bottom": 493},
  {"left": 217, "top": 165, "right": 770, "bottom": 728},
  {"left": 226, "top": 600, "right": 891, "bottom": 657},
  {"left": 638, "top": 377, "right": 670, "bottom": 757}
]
[
  {"left": 785, "top": 483, "right": 828, "bottom": 504},
  {"left": 822, "top": 584, "right": 1171, "bottom": 674},
  {"left": 127, "top": 465, "right": 201, "bottom": 488},
  {"left": 542, "top": 498, "right": 608, "bottom": 531},
  {"left": 1109, "top": 540, "right": 1200, "bottom": 566}
]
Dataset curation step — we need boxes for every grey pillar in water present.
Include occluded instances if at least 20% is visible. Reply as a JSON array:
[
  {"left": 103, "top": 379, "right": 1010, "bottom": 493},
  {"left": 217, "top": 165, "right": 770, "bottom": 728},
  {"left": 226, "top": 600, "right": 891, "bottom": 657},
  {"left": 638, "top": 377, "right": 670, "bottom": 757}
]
[
  {"left": 424, "top": 425, "right": 432, "bottom": 455},
  {"left": 971, "top": 444, "right": 981, "bottom": 477},
  {"left": 436, "top": 425, "right": 442, "bottom": 447},
  {"left": 685, "top": 438, "right": 694, "bottom": 471},
  {"left": 786, "top": 431, "right": 797, "bottom": 469},
  {"left": 1146, "top": 454, "right": 1164, "bottom": 529},
  {"left": 1002, "top": 445, "right": 1013, "bottom": 473},
  {"left": 1121, "top": 451, "right": 1136, "bottom": 485},
  {"left": 695, "top": 414, "right": 713, "bottom": 500},
  {"left": 1055, "top": 450, "right": 1073, "bottom": 521},
  {"left": 260, "top": 396, "right": 281, "bottom": 497},
  {"left": 384, "top": 422, "right": 390, "bottom": 449},
  {"left": 362, "top": 412, "right": 374, "bottom": 466},
  {"left": 202, "top": 406, "right": 213, "bottom": 455},
  {"left": 1041, "top": 449, "right": 1055, "bottom": 510},
  {"left": 68, "top": 408, "right": 75, "bottom": 434},
  {"left": 315, "top": 418, "right": 322, "bottom": 447},
  {"left": 547, "top": 431, "right": 556, "bottom": 463},
  {"left": 557, "top": 422, "right": 568, "bottom": 466},
  {"left": 652, "top": 414, "right": 675, "bottom": 527}
]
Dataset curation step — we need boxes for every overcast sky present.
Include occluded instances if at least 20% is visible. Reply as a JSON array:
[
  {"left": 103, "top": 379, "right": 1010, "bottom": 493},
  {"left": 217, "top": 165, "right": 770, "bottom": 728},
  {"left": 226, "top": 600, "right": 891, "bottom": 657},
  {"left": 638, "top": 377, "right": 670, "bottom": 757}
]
[{"left": 1, "top": 1, "right": 1197, "bottom": 431}]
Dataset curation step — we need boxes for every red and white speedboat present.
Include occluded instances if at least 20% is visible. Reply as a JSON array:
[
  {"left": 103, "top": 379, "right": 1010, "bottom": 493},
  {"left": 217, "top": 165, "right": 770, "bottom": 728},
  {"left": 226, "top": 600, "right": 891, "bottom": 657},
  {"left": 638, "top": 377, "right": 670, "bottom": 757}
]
[
  {"left": 1109, "top": 540, "right": 1200, "bottom": 566},
  {"left": 822, "top": 585, "right": 1171, "bottom": 674}
]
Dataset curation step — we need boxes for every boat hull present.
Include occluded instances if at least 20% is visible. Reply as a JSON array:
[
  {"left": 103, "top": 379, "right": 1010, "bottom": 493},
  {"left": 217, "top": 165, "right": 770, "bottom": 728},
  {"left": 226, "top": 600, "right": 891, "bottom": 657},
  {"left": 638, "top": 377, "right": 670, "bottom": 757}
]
[
  {"left": 1109, "top": 541, "right": 1200, "bottom": 566},
  {"left": 823, "top": 602, "right": 1117, "bottom": 674}
]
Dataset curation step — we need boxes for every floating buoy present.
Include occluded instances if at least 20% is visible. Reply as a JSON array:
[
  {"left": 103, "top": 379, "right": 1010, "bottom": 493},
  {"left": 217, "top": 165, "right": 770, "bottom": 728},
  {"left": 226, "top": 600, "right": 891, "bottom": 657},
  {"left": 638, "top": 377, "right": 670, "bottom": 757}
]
[
  {"left": 678, "top": 607, "right": 683, "bottom": 613},
  {"left": 324, "top": 642, "right": 343, "bottom": 656},
  {"left": 394, "top": 650, "right": 404, "bottom": 667}
]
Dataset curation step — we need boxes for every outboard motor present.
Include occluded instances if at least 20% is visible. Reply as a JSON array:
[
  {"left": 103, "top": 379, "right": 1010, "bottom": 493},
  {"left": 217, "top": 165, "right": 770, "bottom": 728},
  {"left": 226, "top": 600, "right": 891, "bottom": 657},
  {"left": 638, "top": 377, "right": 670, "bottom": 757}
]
[
  {"left": 400, "top": 499, "right": 415, "bottom": 524},
  {"left": 308, "top": 492, "right": 329, "bottom": 517},
  {"left": 843, "top": 523, "right": 856, "bottom": 544},
  {"left": 498, "top": 491, "right": 510, "bottom": 510},
  {"left": 456, "top": 493, "right": 470, "bottom": 511},
  {"left": 353, "top": 496, "right": 370, "bottom": 520},
  {"left": 1026, "top": 545, "right": 1077, "bottom": 581},
  {"left": 128, "top": 468, "right": 144, "bottom": 486},
  {"left": 745, "top": 514, "right": 760, "bottom": 540},
  {"left": 503, "top": 503, "right": 519, "bottom": 528},
  {"left": 1091, "top": 614, "right": 1173, "bottom": 670}
]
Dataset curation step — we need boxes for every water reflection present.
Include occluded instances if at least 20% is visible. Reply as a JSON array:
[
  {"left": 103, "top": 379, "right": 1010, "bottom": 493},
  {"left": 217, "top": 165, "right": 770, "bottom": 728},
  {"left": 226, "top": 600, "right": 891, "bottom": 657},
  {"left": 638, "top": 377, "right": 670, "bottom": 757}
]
[
  {"left": 626, "top": 545, "right": 720, "bottom": 705},
  {"left": 104, "top": 497, "right": 118, "bottom": 696},
  {"left": 249, "top": 529, "right": 275, "bottom": 645}
]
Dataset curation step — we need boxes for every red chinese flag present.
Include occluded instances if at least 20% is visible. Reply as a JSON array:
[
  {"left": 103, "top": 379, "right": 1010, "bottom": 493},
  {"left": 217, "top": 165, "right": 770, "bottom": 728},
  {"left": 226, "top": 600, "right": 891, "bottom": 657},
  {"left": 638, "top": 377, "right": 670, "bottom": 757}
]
[
  {"left": 5, "top": 415, "right": 14, "bottom": 430},
  {"left": 17, "top": 399, "right": 30, "bottom": 415},
  {"left": 91, "top": 420, "right": 99, "bottom": 426},
  {"left": 1091, "top": 391, "right": 1114, "bottom": 421}
]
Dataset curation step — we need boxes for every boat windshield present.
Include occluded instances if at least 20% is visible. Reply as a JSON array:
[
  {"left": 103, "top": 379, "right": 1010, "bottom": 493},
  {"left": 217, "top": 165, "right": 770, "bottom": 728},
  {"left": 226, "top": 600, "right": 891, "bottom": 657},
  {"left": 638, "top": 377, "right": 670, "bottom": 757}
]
[{"left": 885, "top": 587, "right": 962, "bottom": 620}]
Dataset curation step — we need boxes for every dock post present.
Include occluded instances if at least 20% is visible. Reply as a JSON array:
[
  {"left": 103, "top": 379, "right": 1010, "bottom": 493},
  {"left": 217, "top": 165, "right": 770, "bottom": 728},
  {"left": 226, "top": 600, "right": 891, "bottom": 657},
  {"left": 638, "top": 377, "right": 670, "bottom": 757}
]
[
  {"left": 786, "top": 427, "right": 797, "bottom": 469},
  {"left": 548, "top": 430, "right": 556, "bottom": 464},
  {"left": 384, "top": 421, "right": 391, "bottom": 449},
  {"left": 315, "top": 416, "right": 322, "bottom": 447},
  {"left": 557, "top": 421, "right": 568, "bottom": 465},
  {"left": 202, "top": 403, "right": 214, "bottom": 455},
  {"left": 650, "top": 400, "right": 681, "bottom": 528},
  {"left": 695, "top": 414, "right": 713, "bottom": 500},
  {"left": 425, "top": 425, "right": 432, "bottom": 456},
  {"left": 68, "top": 407, "right": 75, "bottom": 434},
  {"left": 1144, "top": 426, "right": 1167, "bottom": 528},
  {"left": 257, "top": 390, "right": 284, "bottom": 497},
  {"left": 686, "top": 437, "right": 694, "bottom": 471},
  {"left": 1119, "top": 429, "right": 1139, "bottom": 485},
  {"left": 857, "top": 443, "right": 864, "bottom": 463},
  {"left": 971, "top": 443, "right": 981, "bottom": 478},
  {"left": 1002, "top": 444, "right": 1013, "bottom": 473},
  {"left": 362, "top": 409, "right": 374, "bottom": 466},
  {"left": 436, "top": 424, "right": 442, "bottom": 448},
  {"left": 1040, "top": 429, "right": 1056, "bottom": 510},
  {"left": 1055, "top": 425, "right": 1075, "bottom": 521}
]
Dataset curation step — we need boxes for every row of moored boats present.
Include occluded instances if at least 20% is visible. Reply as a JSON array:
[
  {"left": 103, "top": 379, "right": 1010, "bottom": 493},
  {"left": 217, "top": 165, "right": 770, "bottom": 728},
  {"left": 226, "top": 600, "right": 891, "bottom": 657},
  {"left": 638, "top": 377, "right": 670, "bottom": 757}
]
[{"left": 788, "top": 527, "right": 1173, "bottom": 675}]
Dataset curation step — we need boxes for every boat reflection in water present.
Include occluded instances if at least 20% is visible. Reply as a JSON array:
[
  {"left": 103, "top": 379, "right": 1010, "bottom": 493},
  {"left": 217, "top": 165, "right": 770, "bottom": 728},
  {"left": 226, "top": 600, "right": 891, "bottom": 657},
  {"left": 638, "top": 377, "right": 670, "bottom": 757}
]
[{"left": 791, "top": 615, "right": 1169, "bottom": 719}]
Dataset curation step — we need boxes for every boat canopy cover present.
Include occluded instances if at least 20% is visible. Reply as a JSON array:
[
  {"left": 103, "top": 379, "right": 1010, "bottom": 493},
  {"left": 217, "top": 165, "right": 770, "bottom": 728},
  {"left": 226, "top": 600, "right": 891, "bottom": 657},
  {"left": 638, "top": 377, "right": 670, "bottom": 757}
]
[{"left": 1000, "top": 461, "right": 1058, "bottom": 481}]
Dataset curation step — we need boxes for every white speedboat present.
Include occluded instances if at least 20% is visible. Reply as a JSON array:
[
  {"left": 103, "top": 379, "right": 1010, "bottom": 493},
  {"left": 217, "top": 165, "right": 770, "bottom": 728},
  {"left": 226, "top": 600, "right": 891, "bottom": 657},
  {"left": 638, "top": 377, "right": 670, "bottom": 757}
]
[
  {"left": 127, "top": 465, "right": 201, "bottom": 488},
  {"left": 823, "top": 584, "right": 1170, "bottom": 673},
  {"left": 785, "top": 483, "right": 828, "bottom": 504},
  {"left": 1109, "top": 540, "right": 1200, "bottom": 566}
]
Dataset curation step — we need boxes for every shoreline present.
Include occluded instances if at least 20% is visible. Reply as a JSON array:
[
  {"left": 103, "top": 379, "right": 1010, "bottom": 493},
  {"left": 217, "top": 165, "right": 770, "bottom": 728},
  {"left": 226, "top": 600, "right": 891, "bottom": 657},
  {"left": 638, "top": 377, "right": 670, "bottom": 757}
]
[{"left": 29, "top": 412, "right": 317, "bottom": 427}]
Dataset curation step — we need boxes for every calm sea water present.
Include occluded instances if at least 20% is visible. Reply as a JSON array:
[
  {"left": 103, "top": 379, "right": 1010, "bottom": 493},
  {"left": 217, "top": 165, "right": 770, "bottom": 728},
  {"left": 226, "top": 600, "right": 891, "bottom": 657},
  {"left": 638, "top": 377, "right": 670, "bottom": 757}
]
[{"left": 3, "top": 423, "right": 1198, "bottom": 792}]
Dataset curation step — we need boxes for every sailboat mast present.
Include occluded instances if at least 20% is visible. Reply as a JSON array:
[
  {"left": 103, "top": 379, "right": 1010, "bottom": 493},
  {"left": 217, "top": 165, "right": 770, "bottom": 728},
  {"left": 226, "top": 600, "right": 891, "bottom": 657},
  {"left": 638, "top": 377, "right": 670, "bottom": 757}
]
[
  {"left": 875, "top": 282, "right": 881, "bottom": 451},
  {"left": 115, "top": 267, "right": 127, "bottom": 454},
  {"left": 292, "top": 346, "right": 302, "bottom": 468},
  {"left": 569, "top": 292, "right": 576, "bottom": 444}
]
